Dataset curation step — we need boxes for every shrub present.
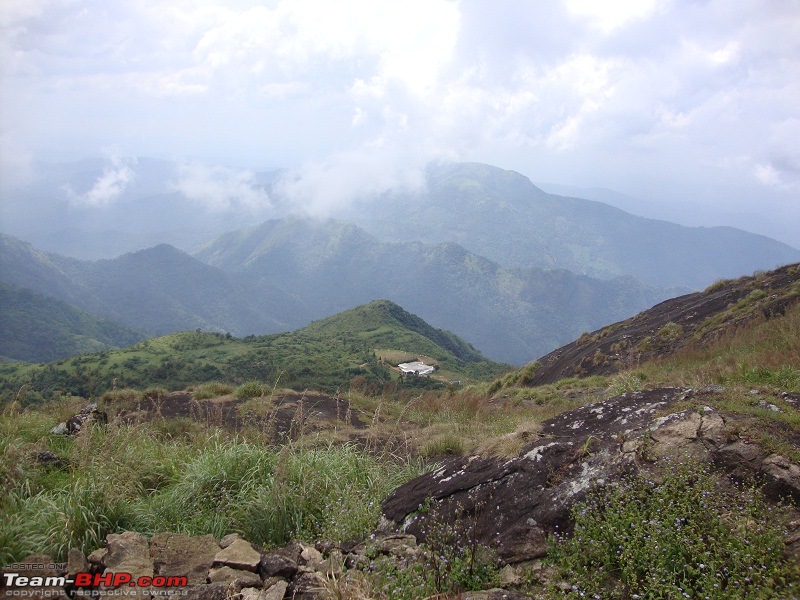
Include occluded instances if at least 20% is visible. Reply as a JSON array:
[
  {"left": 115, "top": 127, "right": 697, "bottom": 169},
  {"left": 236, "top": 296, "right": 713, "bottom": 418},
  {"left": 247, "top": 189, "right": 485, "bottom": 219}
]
[
  {"left": 193, "top": 382, "right": 233, "bottom": 400},
  {"left": 234, "top": 381, "right": 268, "bottom": 399},
  {"left": 547, "top": 460, "right": 797, "bottom": 598},
  {"left": 368, "top": 499, "right": 500, "bottom": 599},
  {"left": 142, "top": 386, "right": 168, "bottom": 401}
]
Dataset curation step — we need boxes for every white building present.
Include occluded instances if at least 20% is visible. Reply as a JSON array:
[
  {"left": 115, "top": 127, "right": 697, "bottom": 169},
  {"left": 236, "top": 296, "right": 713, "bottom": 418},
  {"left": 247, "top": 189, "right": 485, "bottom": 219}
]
[{"left": 398, "top": 361, "right": 435, "bottom": 376}]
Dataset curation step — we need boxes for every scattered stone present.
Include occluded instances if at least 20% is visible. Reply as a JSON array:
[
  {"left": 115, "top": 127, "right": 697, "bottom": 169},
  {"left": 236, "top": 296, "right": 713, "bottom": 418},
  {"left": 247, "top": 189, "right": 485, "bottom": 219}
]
[
  {"left": 87, "top": 547, "right": 107, "bottom": 567},
  {"left": 288, "top": 570, "right": 327, "bottom": 599},
  {"left": 263, "top": 580, "right": 289, "bottom": 600},
  {"left": 498, "top": 564, "right": 523, "bottom": 587},
  {"left": 213, "top": 538, "right": 261, "bottom": 572},
  {"left": 103, "top": 532, "right": 153, "bottom": 597},
  {"left": 50, "top": 403, "right": 108, "bottom": 435},
  {"left": 698, "top": 384, "right": 727, "bottom": 394},
  {"left": 757, "top": 399, "right": 781, "bottom": 412},
  {"left": 36, "top": 450, "right": 69, "bottom": 468},
  {"left": 183, "top": 584, "right": 228, "bottom": 599},
  {"left": 282, "top": 541, "right": 323, "bottom": 567}
]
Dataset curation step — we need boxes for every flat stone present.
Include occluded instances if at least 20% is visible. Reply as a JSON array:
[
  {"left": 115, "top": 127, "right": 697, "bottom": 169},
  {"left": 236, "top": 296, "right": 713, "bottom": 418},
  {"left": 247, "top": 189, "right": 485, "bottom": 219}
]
[
  {"left": 214, "top": 538, "right": 261, "bottom": 572},
  {"left": 208, "top": 566, "right": 262, "bottom": 590},
  {"left": 259, "top": 553, "right": 298, "bottom": 579},
  {"left": 262, "top": 580, "right": 289, "bottom": 600},
  {"left": 150, "top": 532, "right": 219, "bottom": 585},
  {"left": 219, "top": 533, "right": 243, "bottom": 548}
]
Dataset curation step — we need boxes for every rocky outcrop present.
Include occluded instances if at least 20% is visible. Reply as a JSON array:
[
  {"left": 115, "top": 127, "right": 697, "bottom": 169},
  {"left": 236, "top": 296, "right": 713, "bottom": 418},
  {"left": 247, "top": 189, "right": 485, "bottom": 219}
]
[
  {"left": 381, "top": 387, "right": 800, "bottom": 562},
  {"left": 49, "top": 403, "right": 108, "bottom": 435},
  {"left": 526, "top": 262, "right": 800, "bottom": 385}
]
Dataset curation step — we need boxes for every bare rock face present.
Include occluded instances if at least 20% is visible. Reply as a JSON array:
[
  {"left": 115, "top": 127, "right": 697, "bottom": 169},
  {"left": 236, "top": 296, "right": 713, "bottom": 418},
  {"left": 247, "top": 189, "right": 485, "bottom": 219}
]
[{"left": 381, "top": 388, "right": 800, "bottom": 562}]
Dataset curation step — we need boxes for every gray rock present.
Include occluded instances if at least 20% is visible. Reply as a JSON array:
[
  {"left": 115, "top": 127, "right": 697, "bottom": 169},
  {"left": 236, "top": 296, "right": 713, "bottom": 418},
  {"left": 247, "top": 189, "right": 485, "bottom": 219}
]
[
  {"left": 183, "top": 584, "right": 228, "bottom": 599},
  {"left": 66, "top": 548, "right": 89, "bottom": 577},
  {"left": 289, "top": 570, "right": 327, "bottom": 599},
  {"left": 87, "top": 547, "right": 107, "bottom": 567},
  {"left": 262, "top": 580, "right": 289, "bottom": 600},
  {"left": 259, "top": 553, "right": 298, "bottom": 580},
  {"left": 219, "top": 533, "right": 243, "bottom": 548}
]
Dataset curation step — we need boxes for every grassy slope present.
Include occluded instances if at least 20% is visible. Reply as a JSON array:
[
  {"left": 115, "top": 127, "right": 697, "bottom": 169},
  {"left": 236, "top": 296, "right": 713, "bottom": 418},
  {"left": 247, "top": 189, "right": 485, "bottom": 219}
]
[
  {"left": 0, "top": 282, "right": 148, "bottom": 362},
  {"left": 0, "top": 300, "right": 509, "bottom": 404}
]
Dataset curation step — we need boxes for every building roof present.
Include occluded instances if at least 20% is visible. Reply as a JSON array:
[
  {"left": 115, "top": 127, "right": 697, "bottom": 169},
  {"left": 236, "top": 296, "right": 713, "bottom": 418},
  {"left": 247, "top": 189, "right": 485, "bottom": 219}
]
[{"left": 398, "top": 361, "right": 435, "bottom": 375}]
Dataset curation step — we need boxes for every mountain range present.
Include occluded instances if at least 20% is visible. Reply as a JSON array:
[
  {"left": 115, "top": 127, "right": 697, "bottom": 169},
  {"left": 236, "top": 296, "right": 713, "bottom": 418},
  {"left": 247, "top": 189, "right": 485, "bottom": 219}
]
[
  {"left": 0, "top": 225, "right": 669, "bottom": 364},
  {"left": 1, "top": 160, "right": 798, "bottom": 365}
]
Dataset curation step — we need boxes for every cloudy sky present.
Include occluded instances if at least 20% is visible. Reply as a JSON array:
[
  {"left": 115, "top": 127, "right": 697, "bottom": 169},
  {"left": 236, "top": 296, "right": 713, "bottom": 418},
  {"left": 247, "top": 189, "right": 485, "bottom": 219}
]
[{"left": 1, "top": 0, "right": 799, "bottom": 244}]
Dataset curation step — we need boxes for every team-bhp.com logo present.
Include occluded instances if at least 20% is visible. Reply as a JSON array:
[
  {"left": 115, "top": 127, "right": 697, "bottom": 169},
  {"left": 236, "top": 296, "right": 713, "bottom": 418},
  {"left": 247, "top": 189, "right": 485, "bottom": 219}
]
[{"left": 3, "top": 571, "right": 188, "bottom": 596}]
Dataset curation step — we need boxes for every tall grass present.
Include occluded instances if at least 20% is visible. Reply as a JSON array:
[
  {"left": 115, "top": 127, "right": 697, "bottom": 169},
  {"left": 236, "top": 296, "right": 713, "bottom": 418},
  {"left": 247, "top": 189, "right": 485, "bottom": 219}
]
[
  {"left": 634, "top": 301, "right": 800, "bottom": 391},
  {"left": 0, "top": 408, "right": 427, "bottom": 562}
]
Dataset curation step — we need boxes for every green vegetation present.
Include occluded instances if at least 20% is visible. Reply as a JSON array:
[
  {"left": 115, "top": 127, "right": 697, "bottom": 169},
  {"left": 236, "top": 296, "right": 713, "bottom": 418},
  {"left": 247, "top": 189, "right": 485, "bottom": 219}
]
[
  {"left": 365, "top": 504, "right": 501, "bottom": 599},
  {"left": 0, "top": 400, "right": 426, "bottom": 564},
  {"left": 0, "top": 301, "right": 509, "bottom": 406},
  {"left": 0, "top": 282, "right": 147, "bottom": 362},
  {"left": 2, "top": 259, "right": 800, "bottom": 596},
  {"left": 635, "top": 300, "right": 800, "bottom": 392},
  {"left": 548, "top": 460, "right": 797, "bottom": 598}
]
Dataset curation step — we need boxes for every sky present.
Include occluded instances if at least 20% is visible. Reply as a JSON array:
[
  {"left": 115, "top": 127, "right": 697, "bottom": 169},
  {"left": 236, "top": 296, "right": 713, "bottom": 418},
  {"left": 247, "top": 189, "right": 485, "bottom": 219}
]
[{"left": 1, "top": 0, "right": 799, "bottom": 245}]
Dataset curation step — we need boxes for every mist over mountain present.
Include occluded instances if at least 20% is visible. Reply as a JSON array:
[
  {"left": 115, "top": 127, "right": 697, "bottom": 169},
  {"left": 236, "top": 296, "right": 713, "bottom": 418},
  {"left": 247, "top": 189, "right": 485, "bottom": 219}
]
[
  {"left": 340, "top": 162, "right": 800, "bottom": 289},
  {"left": 2, "top": 158, "right": 796, "bottom": 293},
  {"left": 0, "top": 234, "right": 308, "bottom": 338},
  {"left": 1, "top": 222, "right": 670, "bottom": 364}
]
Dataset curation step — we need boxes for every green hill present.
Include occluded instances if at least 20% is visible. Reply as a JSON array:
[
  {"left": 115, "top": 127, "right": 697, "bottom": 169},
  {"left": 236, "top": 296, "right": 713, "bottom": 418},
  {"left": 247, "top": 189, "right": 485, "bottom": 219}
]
[
  {"left": 0, "top": 282, "right": 147, "bottom": 362},
  {"left": 0, "top": 300, "right": 509, "bottom": 404}
]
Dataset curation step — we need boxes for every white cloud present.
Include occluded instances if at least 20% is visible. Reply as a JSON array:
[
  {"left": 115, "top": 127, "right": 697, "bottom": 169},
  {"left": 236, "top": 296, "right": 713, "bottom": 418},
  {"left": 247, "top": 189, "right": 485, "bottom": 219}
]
[
  {"left": 174, "top": 163, "right": 271, "bottom": 212},
  {"left": 564, "top": 0, "right": 660, "bottom": 33},
  {"left": 275, "top": 147, "right": 427, "bottom": 217},
  {"left": 66, "top": 157, "right": 136, "bottom": 207}
]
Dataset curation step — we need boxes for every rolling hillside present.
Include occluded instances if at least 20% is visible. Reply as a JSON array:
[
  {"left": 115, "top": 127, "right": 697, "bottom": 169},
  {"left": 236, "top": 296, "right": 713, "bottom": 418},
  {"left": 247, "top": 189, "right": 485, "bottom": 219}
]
[
  {"left": 0, "top": 300, "right": 508, "bottom": 403},
  {"left": 0, "top": 234, "right": 309, "bottom": 337}
]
